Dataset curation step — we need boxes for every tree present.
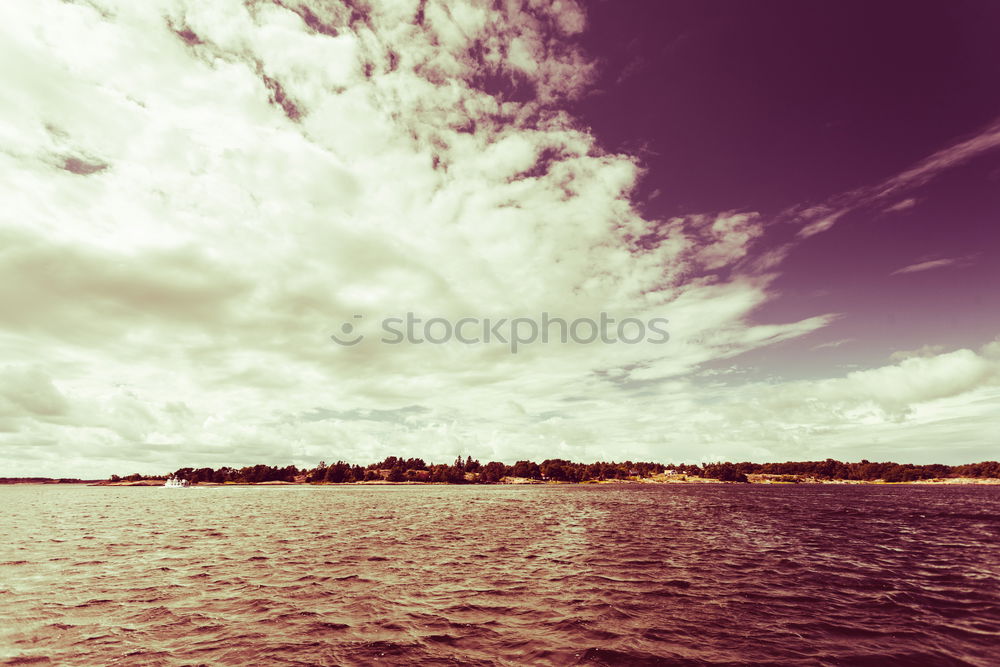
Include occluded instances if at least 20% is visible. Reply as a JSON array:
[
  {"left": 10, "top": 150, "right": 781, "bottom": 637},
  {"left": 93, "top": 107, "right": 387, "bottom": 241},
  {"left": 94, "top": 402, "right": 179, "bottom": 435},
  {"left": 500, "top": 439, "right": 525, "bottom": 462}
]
[
  {"left": 325, "top": 462, "right": 350, "bottom": 483},
  {"left": 541, "top": 459, "right": 571, "bottom": 481},
  {"left": 702, "top": 463, "right": 748, "bottom": 483},
  {"left": 479, "top": 461, "right": 507, "bottom": 483},
  {"left": 512, "top": 460, "right": 541, "bottom": 480}
]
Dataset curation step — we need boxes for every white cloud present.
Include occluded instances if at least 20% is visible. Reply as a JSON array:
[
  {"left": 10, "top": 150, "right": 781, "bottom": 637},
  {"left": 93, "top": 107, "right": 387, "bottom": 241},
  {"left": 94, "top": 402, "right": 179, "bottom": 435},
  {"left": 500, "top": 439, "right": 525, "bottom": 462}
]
[
  {"left": 645, "top": 343, "right": 1000, "bottom": 463},
  {"left": 0, "top": 367, "right": 70, "bottom": 420},
  {"left": 811, "top": 338, "right": 855, "bottom": 351},
  {"left": 795, "top": 118, "right": 1000, "bottom": 238},
  {"left": 889, "top": 344, "right": 947, "bottom": 362},
  {"left": 883, "top": 197, "right": 917, "bottom": 213},
  {"left": 890, "top": 256, "right": 974, "bottom": 276}
]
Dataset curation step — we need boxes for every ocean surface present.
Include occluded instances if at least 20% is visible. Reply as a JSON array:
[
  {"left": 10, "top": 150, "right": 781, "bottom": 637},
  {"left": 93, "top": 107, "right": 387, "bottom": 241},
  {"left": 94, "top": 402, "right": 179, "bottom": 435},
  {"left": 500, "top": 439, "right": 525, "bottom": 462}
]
[{"left": 1, "top": 484, "right": 999, "bottom": 666}]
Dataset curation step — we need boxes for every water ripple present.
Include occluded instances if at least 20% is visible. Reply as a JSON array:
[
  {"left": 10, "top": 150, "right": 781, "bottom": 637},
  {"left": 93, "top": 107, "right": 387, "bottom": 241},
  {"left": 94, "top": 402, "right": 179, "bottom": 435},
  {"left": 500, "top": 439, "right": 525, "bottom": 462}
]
[{"left": 1, "top": 484, "right": 999, "bottom": 666}]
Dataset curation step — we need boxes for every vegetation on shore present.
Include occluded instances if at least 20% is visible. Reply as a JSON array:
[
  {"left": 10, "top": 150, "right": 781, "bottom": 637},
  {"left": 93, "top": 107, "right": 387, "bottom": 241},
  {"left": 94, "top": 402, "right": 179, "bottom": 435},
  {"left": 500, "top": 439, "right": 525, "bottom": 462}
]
[{"left": 100, "top": 457, "right": 1000, "bottom": 485}]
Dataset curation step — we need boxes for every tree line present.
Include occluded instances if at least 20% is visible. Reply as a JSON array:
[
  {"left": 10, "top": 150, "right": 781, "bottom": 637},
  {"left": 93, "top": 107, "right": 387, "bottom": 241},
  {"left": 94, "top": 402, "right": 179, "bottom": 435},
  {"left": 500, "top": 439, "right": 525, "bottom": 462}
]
[
  {"left": 106, "top": 457, "right": 1000, "bottom": 484},
  {"left": 711, "top": 459, "right": 1000, "bottom": 483}
]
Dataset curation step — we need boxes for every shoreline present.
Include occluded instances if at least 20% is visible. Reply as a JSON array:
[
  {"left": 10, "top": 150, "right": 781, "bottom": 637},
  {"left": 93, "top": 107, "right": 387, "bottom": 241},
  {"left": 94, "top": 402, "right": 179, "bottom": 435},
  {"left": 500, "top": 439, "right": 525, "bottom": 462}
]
[
  {"left": 7, "top": 475, "right": 1000, "bottom": 487},
  {"left": 77, "top": 476, "right": 1000, "bottom": 487}
]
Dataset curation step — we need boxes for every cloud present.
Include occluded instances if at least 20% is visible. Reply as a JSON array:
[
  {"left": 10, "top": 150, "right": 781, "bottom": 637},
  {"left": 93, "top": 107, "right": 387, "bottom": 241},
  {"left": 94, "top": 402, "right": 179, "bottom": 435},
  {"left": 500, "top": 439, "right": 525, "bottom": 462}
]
[
  {"left": 795, "top": 117, "right": 1000, "bottom": 238},
  {"left": 873, "top": 118, "right": 1000, "bottom": 200},
  {"left": 792, "top": 349, "right": 998, "bottom": 418},
  {"left": 883, "top": 197, "right": 917, "bottom": 213},
  {"left": 889, "top": 344, "right": 947, "bottom": 363},
  {"left": 655, "top": 343, "right": 1000, "bottom": 463},
  {"left": 811, "top": 338, "right": 855, "bottom": 351},
  {"left": 890, "top": 256, "right": 975, "bottom": 276},
  {"left": 0, "top": 367, "right": 70, "bottom": 420}
]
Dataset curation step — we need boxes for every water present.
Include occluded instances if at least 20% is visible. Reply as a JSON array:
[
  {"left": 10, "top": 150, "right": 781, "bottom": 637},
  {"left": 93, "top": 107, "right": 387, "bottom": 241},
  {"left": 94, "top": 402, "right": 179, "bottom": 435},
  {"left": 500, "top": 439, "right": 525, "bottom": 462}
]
[{"left": 1, "top": 484, "right": 998, "bottom": 666}]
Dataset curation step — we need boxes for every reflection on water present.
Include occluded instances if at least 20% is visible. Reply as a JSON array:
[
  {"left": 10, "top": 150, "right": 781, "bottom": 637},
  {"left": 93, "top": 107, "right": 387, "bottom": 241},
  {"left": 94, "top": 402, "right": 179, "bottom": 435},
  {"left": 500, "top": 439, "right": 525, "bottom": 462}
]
[{"left": 1, "top": 484, "right": 999, "bottom": 665}]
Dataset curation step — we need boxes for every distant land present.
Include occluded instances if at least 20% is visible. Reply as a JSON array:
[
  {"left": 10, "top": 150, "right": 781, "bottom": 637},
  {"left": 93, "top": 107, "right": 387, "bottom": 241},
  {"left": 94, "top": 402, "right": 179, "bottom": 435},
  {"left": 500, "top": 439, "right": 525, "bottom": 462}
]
[
  {"left": 7, "top": 458, "right": 998, "bottom": 486},
  {"left": 0, "top": 478, "right": 100, "bottom": 485}
]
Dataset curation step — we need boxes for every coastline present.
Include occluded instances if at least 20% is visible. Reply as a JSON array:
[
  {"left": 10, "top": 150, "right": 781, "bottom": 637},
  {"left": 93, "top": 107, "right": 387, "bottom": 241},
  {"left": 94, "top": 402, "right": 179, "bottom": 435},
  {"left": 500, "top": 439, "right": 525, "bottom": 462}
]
[{"left": 77, "top": 476, "right": 1000, "bottom": 487}]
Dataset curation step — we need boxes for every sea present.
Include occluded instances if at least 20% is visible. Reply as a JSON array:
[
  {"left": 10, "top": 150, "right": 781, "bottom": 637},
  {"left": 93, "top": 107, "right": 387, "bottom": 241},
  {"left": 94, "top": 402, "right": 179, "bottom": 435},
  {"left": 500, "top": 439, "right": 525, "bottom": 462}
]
[{"left": 1, "top": 484, "right": 998, "bottom": 666}]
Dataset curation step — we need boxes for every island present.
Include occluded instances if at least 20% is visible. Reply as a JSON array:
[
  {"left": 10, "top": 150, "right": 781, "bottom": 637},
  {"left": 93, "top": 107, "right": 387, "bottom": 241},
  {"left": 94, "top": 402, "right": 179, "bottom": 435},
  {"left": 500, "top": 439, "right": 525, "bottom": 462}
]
[{"left": 77, "top": 457, "right": 1000, "bottom": 486}]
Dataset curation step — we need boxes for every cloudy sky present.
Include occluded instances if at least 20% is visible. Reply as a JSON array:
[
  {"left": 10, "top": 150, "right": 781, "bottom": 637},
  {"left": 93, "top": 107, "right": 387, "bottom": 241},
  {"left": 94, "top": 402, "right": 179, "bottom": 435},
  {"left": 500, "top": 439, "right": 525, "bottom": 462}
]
[{"left": 3, "top": 0, "right": 999, "bottom": 477}]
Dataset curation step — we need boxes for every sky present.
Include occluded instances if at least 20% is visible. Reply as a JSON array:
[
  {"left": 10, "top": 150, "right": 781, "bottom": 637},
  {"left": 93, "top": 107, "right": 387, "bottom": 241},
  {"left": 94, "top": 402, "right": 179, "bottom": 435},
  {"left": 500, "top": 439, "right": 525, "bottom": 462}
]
[{"left": 1, "top": 0, "right": 999, "bottom": 477}]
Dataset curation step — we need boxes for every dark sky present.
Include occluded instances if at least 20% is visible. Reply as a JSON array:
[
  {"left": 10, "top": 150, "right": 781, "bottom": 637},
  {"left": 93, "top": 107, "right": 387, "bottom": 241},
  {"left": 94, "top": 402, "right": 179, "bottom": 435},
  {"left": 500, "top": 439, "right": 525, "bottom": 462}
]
[{"left": 573, "top": 0, "right": 1000, "bottom": 376}]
